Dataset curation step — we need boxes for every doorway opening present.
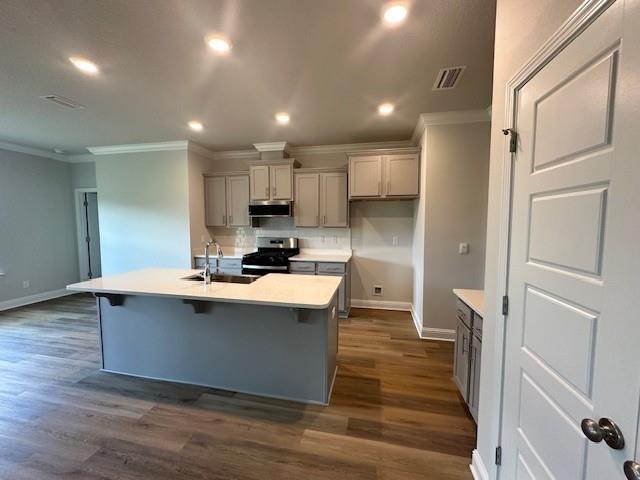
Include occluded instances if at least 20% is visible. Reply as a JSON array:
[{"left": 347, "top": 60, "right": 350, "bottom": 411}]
[{"left": 74, "top": 189, "right": 101, "bottom": 280}]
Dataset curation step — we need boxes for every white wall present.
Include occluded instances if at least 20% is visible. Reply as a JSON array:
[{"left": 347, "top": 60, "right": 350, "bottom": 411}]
[
  {"left": 0, "top": 149, "right": 79, "bottom": 304},
  {"left": 412, "top": 119, "right": 491, "bottom": 338},
  {"left": 95, "top": 150, "right": 191, "bottom": 275},
  {"left": 475, "top": 0, "right": 583, "bottom": 477},
  {"left": 71, "top": 162, "right": 96, "bottom": 189},
  {"left": 423, "top": 122, "right": 490, "bottom": 332}
]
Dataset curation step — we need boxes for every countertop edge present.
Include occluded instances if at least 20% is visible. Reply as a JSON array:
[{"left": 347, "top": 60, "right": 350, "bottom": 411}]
[{"left": 453, "top": 288, "right": 485, "bottom": 317}]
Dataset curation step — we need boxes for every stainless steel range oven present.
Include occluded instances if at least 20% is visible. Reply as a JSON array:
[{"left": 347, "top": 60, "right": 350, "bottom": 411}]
[{"left": 241, "top": 237, "right": 299, "bottom": 275}]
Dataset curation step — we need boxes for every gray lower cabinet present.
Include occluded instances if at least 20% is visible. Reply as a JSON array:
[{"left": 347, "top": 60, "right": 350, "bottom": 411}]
[
  {"left": 453, "top": 315, "right": 471, "bottom": 401},
  {"left": 290, "top": 261, "right": 351, "bottom": 318},
  {"left": 453, "top": 297, "right": 482, "bottom": 423}
]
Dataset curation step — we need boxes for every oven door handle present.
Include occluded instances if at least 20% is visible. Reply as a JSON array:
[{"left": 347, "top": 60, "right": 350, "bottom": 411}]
[{"left": 242, "top": 264, "right": 288, "bottom": 271}]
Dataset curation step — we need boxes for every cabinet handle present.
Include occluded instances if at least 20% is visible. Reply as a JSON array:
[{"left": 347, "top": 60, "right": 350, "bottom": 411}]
[
  {"left": 323, "top": 215, "right": 327, "bottom": 225},
  {"left": 222, "top": 215, "right": 226, "bottom": 225},
  {"left": 387, "top": 180, "right": 390, "bottom": 194},
  {"left": 462, "top": 336, "right": 468, "bottom": 354},
  {"left": 229, "top": 215, "right": 233, "bottom": 224},
  {"left": 378, "top": 181, "right": 381, "bottom": 195},
  {"left": 265, "top": 187, "right": 269, "bottom": 198},
  {"left": 273, "top": 186, "right": 277, "bottom": 197},
  {"left": 316, "top": 215, "right": 319, "bottom": 225}
]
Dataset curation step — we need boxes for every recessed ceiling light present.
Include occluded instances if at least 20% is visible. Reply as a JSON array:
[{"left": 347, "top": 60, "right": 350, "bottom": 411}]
[
  {"left": 378, "top": 103, "right": 395, "bottom": 115},
  {"left": 275, "top": 112, "right": 290, "bottom": 125},
  {"left": 68, "top": 56, "right": 99, "bottom": 75},
  {"left": 188, "top": 120, "right": 204, "bottom": 132},
  {"left": 205, "top": 34, "right": 232, "bottom": 54},
  {"left": 382, "top": 3, "right": 408, "bottom": 25}
]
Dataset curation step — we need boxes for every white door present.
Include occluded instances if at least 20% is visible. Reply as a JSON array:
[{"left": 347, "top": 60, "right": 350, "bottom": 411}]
[
  {"left": 349, "top": 156, "right": 382, "bottom": 197},
  {"left": 270, "top": 164, "right": 292, "bottom": 200},
  {"left": 320, "top": 172, "right": 348, "bottom": 227},
  {"left": 500, "top": 2, "right": 640, "bottom": 479},
  {"left": 294, "top": 173, "right": 320, "bottom": 227},
  {"left": 205, "top": 176, "right": 227, "bottom": 227},
  {"left": 226, "top": 175, "right": 249, "bottom": 227},
  {"left": 249, "top": 165, "right": 270, "bottom": 201}
]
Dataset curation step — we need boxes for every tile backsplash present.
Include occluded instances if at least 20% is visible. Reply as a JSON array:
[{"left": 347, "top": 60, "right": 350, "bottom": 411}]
[{"left": 201, "top": 217, "right": 351, "bottom": 251}]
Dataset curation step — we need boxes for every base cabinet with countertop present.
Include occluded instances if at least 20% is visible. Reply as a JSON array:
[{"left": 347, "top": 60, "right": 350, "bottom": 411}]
[
  {"left": 452, "top": 289, "right": 484, "bottom": 423},
  {"left": 290, "top": 257, "right": 351, "bottom": 318}
]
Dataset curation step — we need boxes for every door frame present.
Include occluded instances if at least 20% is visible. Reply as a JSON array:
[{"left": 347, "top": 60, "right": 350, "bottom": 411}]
[
  {"left": 476, "top": 1, "right": 617, "bottom": 479},
  {"left": 74, "top": 188, "right": 98, "bottom": 281}
]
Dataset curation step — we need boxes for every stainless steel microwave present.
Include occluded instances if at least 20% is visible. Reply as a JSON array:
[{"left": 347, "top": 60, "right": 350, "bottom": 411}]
[{"left": 248, "top": 200, "right": 293, "bottom": 218}]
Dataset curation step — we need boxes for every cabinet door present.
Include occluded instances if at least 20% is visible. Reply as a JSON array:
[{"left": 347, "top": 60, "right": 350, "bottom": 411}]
[
  {"left": 349, "top": 156, "right": 382, "bottom": 197},
  {"left": 204, "top": 176, "right": 227, "bottom": 227},
  {"left": 318, "top": 272, "right": 346, "bottom": 314},
  {"left": 384, "top": 154, "right": 419, "bottom": 196},
  {"left": 249, "top": 165, "right": 270, "bottom": 201},
  {"left": 453, "top": 317, "right": 470, "bottom": 401},
  {"left": 320, "top": 172, "right": 348, "bottom": 227},
  {"left": 226, "top": 175, "right": 250, "bottom": 227},
  {"left": 294, "top": 174, "right": 320, "bottom": 227},
  {"left": 270, "top": 164, "right": 292, "bottom": 200},
  {"left": 469, "top": 335, "right": 481, "bottom": 422}
]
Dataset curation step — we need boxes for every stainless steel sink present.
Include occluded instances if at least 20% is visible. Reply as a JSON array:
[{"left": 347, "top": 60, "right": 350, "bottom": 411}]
[{"left": 183, "top": 273, "right": 260, "bottom": 284}]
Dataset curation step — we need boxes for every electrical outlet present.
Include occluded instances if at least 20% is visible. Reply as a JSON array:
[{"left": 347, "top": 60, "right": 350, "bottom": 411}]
[
  {"left": 372, "top": 285, "right": 383, "bottom": 297},
  {"left": 392, "top": 235, "right": 399, "bottom": 246},
  {"left": 22, "top": 280, "right": 30, "bottom": 289}
]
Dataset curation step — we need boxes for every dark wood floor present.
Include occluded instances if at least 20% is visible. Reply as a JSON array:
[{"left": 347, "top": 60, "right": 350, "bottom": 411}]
[{"left": 0, "top": 294, "right": 475, "bottom": 479}]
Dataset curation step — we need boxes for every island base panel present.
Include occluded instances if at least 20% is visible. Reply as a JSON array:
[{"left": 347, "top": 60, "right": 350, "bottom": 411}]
[{"left": 97, "top": 295, "right": 338, "bottom": 404}]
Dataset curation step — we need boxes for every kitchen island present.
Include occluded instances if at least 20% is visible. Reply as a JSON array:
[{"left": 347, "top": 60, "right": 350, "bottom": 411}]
[{"left": 67, "top": 269, "right": 341, "bottom": 404}]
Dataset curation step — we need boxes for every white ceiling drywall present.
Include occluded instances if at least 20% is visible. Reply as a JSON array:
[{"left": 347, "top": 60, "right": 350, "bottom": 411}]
[{"left": 0, "top": 0, "right": 496, "bottom": 154}]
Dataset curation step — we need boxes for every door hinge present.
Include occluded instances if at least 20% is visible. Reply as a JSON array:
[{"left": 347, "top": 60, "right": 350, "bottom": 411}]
[
  {"left": 502, "top": 128, "right": 517, "bottom": 153},
  {"left": 85, "top": 236, "right": 91, "bottom": 243},
  {"left": 83, "top": 200, "right": 89, "bottom": 207},
  {"left": 495, "top": 446, "right": 502, "bottom": 465},
  {"left": 502, "top": 295, "right": 509, "bottom": 316}
]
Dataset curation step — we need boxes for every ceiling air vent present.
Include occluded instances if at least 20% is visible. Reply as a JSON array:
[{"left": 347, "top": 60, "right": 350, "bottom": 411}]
[
  {"left": 39, "top": 94, "right": 86, "bottom": 109},
  {"left": 432, "top": 66, "right": 466, "bottom": 90}
]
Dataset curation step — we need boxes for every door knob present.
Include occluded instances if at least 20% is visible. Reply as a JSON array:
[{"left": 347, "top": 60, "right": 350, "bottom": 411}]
[
  {"left": 580, "top": 418, "right": 625, "bottom": 450},
  {"left": 624, "top": 461, "right": 640, "bottom": 480}
]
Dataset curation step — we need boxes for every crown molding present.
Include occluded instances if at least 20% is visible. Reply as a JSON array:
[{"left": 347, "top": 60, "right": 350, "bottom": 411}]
[
  {"left": 0, "top": 141, "right": 65, "bottom": 162},
  {"left": 411, "top": 108, "right": 492, "bottom": 145},
  {"left": 289, "top": 140, "right": 414, "bottom": 156},
  {"left": 253, "top": 141, "right": 289, "bottom": 153},
  {"left": 65, "top": 154, "right": 96, "bottom": 163},
  {"left": 87, "top": 140, "right": 188, "bottom": 155}
]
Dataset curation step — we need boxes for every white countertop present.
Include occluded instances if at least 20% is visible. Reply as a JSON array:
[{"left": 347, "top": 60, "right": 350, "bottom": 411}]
[
  {"left": 67, "top": 268, "right": 341, "bottom": 309},
  {"left": 453, "top": 289, "right": 485, "bottom": 317},
  {"left": 290, "top": 249, "right": 352, "bottom": 263}
]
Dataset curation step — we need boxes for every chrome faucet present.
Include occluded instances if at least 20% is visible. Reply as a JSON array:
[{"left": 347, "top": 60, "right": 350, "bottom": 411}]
[{"left": 203, "top": 239, "right": 224, "bottom": 285}]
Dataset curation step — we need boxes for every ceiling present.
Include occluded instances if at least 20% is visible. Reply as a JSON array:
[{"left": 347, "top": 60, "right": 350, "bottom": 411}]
[{"left": 0, "top": 0, "right": 496, "bottom": 154}]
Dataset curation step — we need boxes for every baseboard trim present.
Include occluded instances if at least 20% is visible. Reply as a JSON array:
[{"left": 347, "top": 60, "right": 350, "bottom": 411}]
[
  {"left": 350, "top": 299, "right": 412, "bottom": 311},
  {"left": 0, "top": 289, "right": 75, "bottom": 312},
  {"left": 470, "top": 450, "right": 490, "bottom": 480},
  {"left": 421, "top": 327, "right": 456, "bottom": 342}
]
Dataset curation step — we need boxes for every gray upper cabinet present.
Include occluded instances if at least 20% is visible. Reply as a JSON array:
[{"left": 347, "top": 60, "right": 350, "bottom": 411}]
[
  {"left": 385, "top": 154, "right": 420, "bottom": 197},
  {"left": 249, "top": 165, "right": 270, "bottom": 201},
  {"left": 205, "top": 176, "right": 227, "bottom": 227},
  {"left": 349, "top": 155, "right": 382, "bottom": 198},
  {"left": 226, "top": 175, "right": 250, "bottom": 227},
  {"left": 204, "top": 173, "right": 249, "bottom": 228},
  {"left": 294, "top": 173, "right": 320, "bottom": 227},
  {"left": 249, "top": 159, "right": 298, "bottom": 201},
  {"left": 348, "top": 151, "right": 420, "bottom": 199},
  {"left": 320, "top": 172, "right": 348, "bottom": 227},
  {"left": 294, "top": 168, "right": 348, "bottom": 228}
]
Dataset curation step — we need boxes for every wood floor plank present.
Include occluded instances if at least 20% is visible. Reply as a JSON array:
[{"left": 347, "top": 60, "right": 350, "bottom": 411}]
[{"left": 0, "top": 296, "right": 474, "bottom": 479}]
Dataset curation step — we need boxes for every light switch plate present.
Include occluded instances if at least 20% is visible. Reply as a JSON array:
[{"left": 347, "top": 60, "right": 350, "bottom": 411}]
[
  {"left": 459, "top": 242, "right": 469, "bottom": 255},
  {"left": 392, "top": 236, "right": 399, "bottom": 246}
]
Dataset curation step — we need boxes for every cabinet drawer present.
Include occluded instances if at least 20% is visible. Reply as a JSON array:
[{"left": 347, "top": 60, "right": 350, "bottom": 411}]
[
  {"left": 316, "top": 262, "right": 346, "bottom": 274},
  {"left": 218, "top": 258, "right": 242, "bottom": 270},
  {"left": 456, "top": 298, "right": 472, "bottom": 328},
  {"left": 194, "top": 257, "right": 216, "bottom": 268},
  {"left": 290, "top": 262, "right": 316, "bottom": 273}
]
